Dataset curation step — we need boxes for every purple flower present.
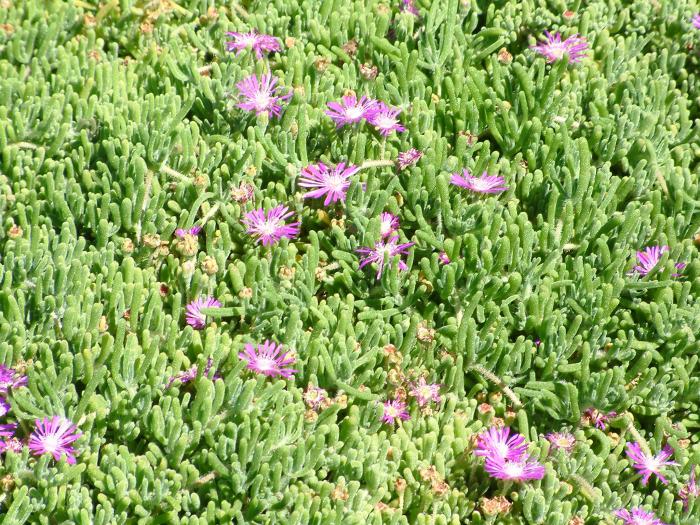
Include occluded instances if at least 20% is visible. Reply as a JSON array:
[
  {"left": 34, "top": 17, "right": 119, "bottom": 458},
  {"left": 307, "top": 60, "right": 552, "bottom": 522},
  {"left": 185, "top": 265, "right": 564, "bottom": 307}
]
[
  {"left": 236, "top": 73, "right": 291, "bottom": 118},
  {"left": 692, "top": 14, "right": 700, "bottom": 29},
  {"left": 680, "top": 466, "right": 699, "bottom": 510},
  {"left": 438, "top": 251, "right": 451, "bottom": 265},
  {"left": 166, "top": 358, "right": 220, "bottom": 388},
  {"left": 409, "top": 377, "right": 441, "bottom": 407},
  {"left": 367, "top": 102, "right": 405, "bottom": 136},
  {"left": 0, "top": 398, "right": 9, "bottom": 417},
  {"left": 450, "top": 169, "right": 508, "bottom": 194},
  {"left": 531, "top": 32, "right": 588, "bottom": 63},
  {"left": 28, "top": 416, "right": 81, "bottom": 464},
  {"left": 0, "top": 423, "right": 17, "bottom": 437},
  {"left": 625, "top": 442, "right": 678, "bottom": 486},
  {"left": 613, "top": 508, "right": 667, "bottom": 525},
  {"left": 0, "top": 364, "right": 28, "bottom": 394},
  {"left": 185, "top": 297, "right": 222, "bottom": 329},
  {"left": 379, "top": 212, "right": 400, "bottom": 238},
  {"left": 545, "top": 432, "right": 576, "bottom": 453},
  {"left": 397, "top": 148, "right": 422, "bottom": 170},
  {"left": 225, "top": 31, "right": 281, "bottom": 58},
  {"left": 238, "top": 340, "right": 297, "bottom": 379},
  {"left": 298, "top": 162, "right": 360, "bottom": 205},
  {"left": 242, "top": 205, "right": 300, "bottom": 246},
  {"left": 325, "top": 95, "right": 378, "bottom": 128},
  {"left": 484, "top": 454, "right": 546, "bottom": 482},
  {"left": 357, "top": 235, "right": 414, "bottom": 279},
  {"left": 474, "top": 426, "right": 529, "bottom": 461},
  {"left": 382, "top": 399, "right": 410, "bottom": 425},
  {"left": 400, "top": 0, "right": 420, "bottom": 16},
  {"left": 628, "top": 245, "right": 685, "bottom": 276},
  {"left": 583, "top": 408, "right": 616, "bottom": 430},
  {"left": 0, "top": 437, "right": 22, "bottom": 454},
  {"left": 174, "top": 226, "right": 202, "bottom": 238}
]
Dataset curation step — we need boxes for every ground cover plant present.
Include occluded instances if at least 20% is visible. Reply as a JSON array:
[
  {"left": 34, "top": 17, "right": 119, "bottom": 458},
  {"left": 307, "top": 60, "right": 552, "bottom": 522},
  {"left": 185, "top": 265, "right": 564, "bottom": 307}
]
[{"left": 0, "top": 0, "right": 699, "bottom": 523}]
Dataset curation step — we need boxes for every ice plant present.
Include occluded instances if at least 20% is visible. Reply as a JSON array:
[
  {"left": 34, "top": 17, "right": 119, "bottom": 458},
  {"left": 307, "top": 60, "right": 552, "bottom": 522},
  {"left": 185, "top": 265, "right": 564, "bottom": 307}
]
[
  {"left": 298, "top": 162, "right": 360, "bottom": 205},
  {"left": 382, "top": 399, "right": 410, "bottom": 425},
  {"left": 628, "top": 245, "right": 685, "bottom": 276},
  {"left": 613, "top": 508, "right": 667, "bottom": 525},
  {"left": 0, "top": 364, "right": 28, "bottom": 394},
  {"left": 0, "top": 423, "right": 16, "bottom": 437},
  {"left": 474, "top": 426, "right": 529, "bottom": 461},
  {"left": 397, "top": 148, "right": 422, "bottom": 170},
  {"left": 28, "top": 416, "right": 81, "bottom": 464},
  {"left": 438, "top": 251, "right": 451, "bottom": 265},
  {"left": 236, "top": 73, "right": 291, "bottom": 117},
  {"left": 582, "top": 408, "right": 616, "bottom": 430},
  {"left": 325, "top": 95, "right": 377, "bottom": 128},
  {"left": 680, "top": 466, "right": 699, "bottom": 510},
  {"left": 357, "top": 235, "right": 414, "bottom": 279},
  {"left": 225, "top": 31, "right": 281, "bottom": 58},
  {"left": 409, "top": 377, "right": 441, "bottom": 406},
  {"left": 174, "top": 226, "right": 201, "bottom": 238},
  {"left": 379, "top": 212, "right": 400, "bottom": 238},
  {"left": 546, "top": 432, "right": 576, "bottom": 453},
  {"left": 242, "top": 205, "right": 300, "bottom": 246},
  {"left": 483, "top": 455, "right": 546, "bottom": 482},
  {"left": 625, "top": 442, "right": 678, "bottom": 485},
  {"left": 450, "top": 169, "right": 508, "bottom": 194},
  {"left": 238, "top": 340, "right": 298, "bottom": 379},
  {"left": 185, "top": 297, "right": 222, "bottom": 329},
  {"left": 367, "top": 102, "right": 406, "bottom": 135},
  {"left": 531, "top": 32, "right": 589, "bottom": 63}
]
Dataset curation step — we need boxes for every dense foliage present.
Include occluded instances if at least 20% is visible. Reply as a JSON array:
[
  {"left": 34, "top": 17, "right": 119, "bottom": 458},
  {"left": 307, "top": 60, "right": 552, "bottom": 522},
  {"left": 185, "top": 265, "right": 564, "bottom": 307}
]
[{"left": 1, "top": 0, "right": 699, "bottom": 524}]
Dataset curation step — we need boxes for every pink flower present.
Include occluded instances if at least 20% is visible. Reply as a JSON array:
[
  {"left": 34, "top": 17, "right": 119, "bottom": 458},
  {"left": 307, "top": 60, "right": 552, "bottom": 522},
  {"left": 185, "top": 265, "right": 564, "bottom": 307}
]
[
  {"left": 438, "top": 251, "right": 451, "bottom": 265},
  {"left": 628, "top": 245, "right": 685, "bottom": 276},
  {"left": 382, "top": 399, "right": 410, "bottom": 425},
  {"left": 474, "top": 426, "right": 529, "bottom": 462},
  {"left": 0, "top": 364, "right": 28, "bottom": 394},
  {"left": 325, "top": 95, "right": 378, "bottom": 128},
  {"left": 0, "top": 437, "right": 22, "bottom": 454},
  {"left": 367, "top": 102, "right": 405, "bottom": 136},
  {"left": 238, "top": 340, "right": 297, "bottom": 379},
  {"left": 625, "top": 442, "right": 678, "bottom": 486},
  {"left": 166, "top": 358, "right": 220, "bottom": 388},
  {"left": 400, "top": 0, "right": 420, "bottom": 16},
  {"left": 531, "top": 32, "right": 588, "bottom": 63},
  {"left": 680, "top": 466, "right": 699, "bottom": 510},
  {"left": 225, "top": 31, "right": 281, "bottom": 58},
  {"left": 299, "top": 162, "right": 360, "bottom": 205},
  {"left": 379, "top": 212, "right": 400, "bottom": 238},
  {"left": 450, "top": 169, "right": 508, "bottom": 194},
  {"left": 583, "top": 408, "right": 616, "bottom": 430},
  {"left": 357, "top": 235, "right": 414, "bottom": 279},
  {"left": 483, "top": 455, "right": 546, "bottom": 482},
  {"left": 28, "top": 416, "right": 81, "bottom": 464},
  {"left": 409, "top": 377, "right": 441, "bottom": 406},
  {"left": 236, "top": 73, "right": 291, "bottom": 118},
  {"left": 174, "top": 226, "right": 202, "bottom": 238},
  {"left": 397, "top": 148, "right": 422, "bottom": 170},
  {"left": 242, "top": 205, "right": 300, "bottom": 246},
  {"left": 0, "top": 423, "right": 17, "bottom": 437},
  {"left": 613, "top": 508, "right": 667, "bottom": 525},
  {"left": 0, "top": 398, "right": 9, "bottom": 417},
  {"left": 692, "top": 14, "right": 700, "bottom": 29},
  {"left": 185, "top": 297, "right": 222, "bottom": 329},
  {"left": 545, "top": 432, "right": 576, "bottom": 453}
]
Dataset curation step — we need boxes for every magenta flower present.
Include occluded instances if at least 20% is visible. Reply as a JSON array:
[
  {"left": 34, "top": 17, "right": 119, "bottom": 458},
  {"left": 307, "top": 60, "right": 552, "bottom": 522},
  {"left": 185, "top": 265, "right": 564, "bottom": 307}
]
[
  {"left": 474, "top": 426, "right": 529, "bottom": 461},
  {"left": 225, "top": 31, "right": 281, "bottom": 58},
  {"left": 0, "top": 364, "right": 28, "bottom": 394},
  {"left": 0, "top": 423, "right": 17, "bottom": 437},
  {"left": 299, "top": 162, "right": 360, "bottom": 205},
  {"left": 397, "top": 148, "right": 422, "bottom": 170},
  {"left": 185, "top": 297, "right": 222, "bottom": 329},
  {"left": 236, "top": 73, "right": 291, "bottom": 118},
  {"left": 0, "top": 437, "right": 22, "bottom": 454},
  {"left": 546, "top": 432, "right": 576, "bottom": 453},
  {"left": 382, "top": 399, "right": 410, "bottom": 425},
  {"left": 692, "top": 14, "right": 700, "bottom": 29},
  {"left": 174, "top": 226, "right": 201, "bottom": 238},
  {"left": 238, "top": 340, "right": 298, "bottom": 379},
  {"left": 367, "top": 102, "right": 406, "bottom": 136},
  {"left": 628, "top": 245, "right": 685, "bottom": 276},
  {"left": 0, "top": 398, "right": 9, "bottom": 417},
  {"left": 583, "top": 408, "right": 616, "bottom": 430},
  {"left": 357, "top": 235, "right": 414, "bottom": 279},
  {"left": 625, "top": 442, "right": 678, "bottom": 486},
  {"left": 531, "top": 32, "right": 588, "bottom": 63},
  {"left": 166, "top": 358, "right": 220, "bottom": 388},
  {"left": 483, "top": 455, "right": 546, "bottom": 482},
  {"left": 450, "top": 169, "right": 508, "bottom": 194},
  {"left": 438, "top": 251, "right": 451, "bottom": 265},
  {"left": 28, "top": 416, "right": 81, "bottom": 464},
  {"left": 613, "top": 508, "right": 667, "bottom": 525},
  {"left": 680, "top": 466, "right": 699, "bottom": 510},
  {"left": 325, "top": 95, "right": 378, "bottom": 128},
  {"left": 242, "top": 205, "right": 300, "bottom": 246},
  {"left": 409, "top": 377, "right": 441, "bottom": 407},
  {"left": 379, "top": 212, "right": 400, "bottom": 238},
  {"left": 400, "top": 0, "right": 420, "bottom": 15}
]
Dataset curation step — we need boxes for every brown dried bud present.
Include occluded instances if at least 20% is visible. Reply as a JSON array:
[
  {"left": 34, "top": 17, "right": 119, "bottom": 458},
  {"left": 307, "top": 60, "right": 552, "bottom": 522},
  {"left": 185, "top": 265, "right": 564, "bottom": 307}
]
[
  {"left": 386, "top": 447, "right": 394, "bottom": 460},
  {"left": 488, "top": 391, "right": 503, "bottom": 404},
  {"left": 157, "top": 242, "right": 170, "bottom": 257},
  {"left": 122, "top": 309, "right": 131, "bottom": 321},
  {"left": 519, "top": 159, "right": 529, "bottom": 170},
  {"left": 13, "top": 359, "right": 30, "bottom": 375},
  {"left": 431, "top": 93, "right": 440, "bottom": 104},
  {"left": 693, "top": 231, "right": 700, "bottom": 246},
  {"left": 478, "top": 403, "right": 493, "bottom": 415},
  {"left": 121, "top": 238, "right": 134, "bottom": 253},
  {"left": 176, "top": 234, "right": 199, "bottom": 258},
  {"left": 201, "top": 256, "right": 219, "bottom": 275},
  {"left": 88, "top": 49, "right": 101, "bottom": 61},
  {"left": 497, "top": 47, "right": 513, "bottom": 64},
  {"left": 289, "top": 121, "right": 299, "bottom": 137},
  {"left": 231, "top": 182, "right": 255, "bottom": 203},
  {"left": 0, "top": 23, "right": 14, "bottom": 34},
  {"left": 0, "top": 474, "right": 14, "bottom": 492},
  {"left": 278, "top": 265, "right": 296, "bottom": 280},
  {"left": 678, "top": 438, "right": 691, "bottom": 449},
  {"left": 563, "top": 10, "right": 576, "bottom": 20},
  {"left": 560, "top": 481, "right": 574, "bottom": 495},
  {"left": 304, "top": 409, "right": 318, "bottom": 423},
  {"left": 607, "top": 432, "right": 621, "bottom": 447},
  {"left": 459, "top": 130, "right": 478, "bottom": 146},
  {"left": 159, "top": 283, "right": 169, "bottom": 297},
  {"left": 394, "top": 478, "right": 407, "bottom": 493},
  {"left": 416, "top": 323, "right": 435, "bottom": 343},
  {"left": 98, "top": 316, "right": 109, "bottom": 333},
  {"left": 387, "top": 368, "right": 404, "bottom": 386},
  {"left": 330, "top": 218, "right": 345, "bottom": 230},
  {"left": 194, "top": 174, "right": 208, "bottom": 189},
  {"left": 140, "top": 21, "right": 154, "bottom": 34},
  {"left": 360, "top": 62, "right": 378, "bottom": 80},
  {"left": 7, "top": 225, "right": 22, "bottom": 239},
  {"left": 331, "top": 484, "right": 349, "bottom": 501},
  {"left": 143, "top": 234, "right": 161, "bottom": 248},
  {"left": 491, "top": 417, "right": 505, "bottom": 428},
  {"left": 568, "top": 517, "right": 584, "bottom": 525},
  {"left": 284, "top": 37, "right": 296, "bottom": 48},
  {"left": 83, "top": 14, "right": 97, "bottom": 27},
  {"left": 480, "top": 495, "right": 512, "bottom": 516},
  {"left": 374, "top": 502, "right": 391, "bottom": 512},
  {"left": 181, "top": 259, "right": 196, "bottom": 276},
  {"left": 239, "top": 287, "right": 253, "bottom": 299},
  {"left": 504, "top": 410, "right": 517, "bottom": 423},
  {"left": 314, "top": 56, "right": 331, "bottom": 72},
  {"left": 342, "top": 40, "right": 358, "bottom": 57}
]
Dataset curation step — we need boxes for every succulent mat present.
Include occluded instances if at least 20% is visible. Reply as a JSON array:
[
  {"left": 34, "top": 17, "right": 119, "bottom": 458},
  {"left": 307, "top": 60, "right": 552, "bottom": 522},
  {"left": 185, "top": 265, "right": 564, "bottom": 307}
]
[{"left": 1, "top": 1, "right": 700, "bottom": 524}]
